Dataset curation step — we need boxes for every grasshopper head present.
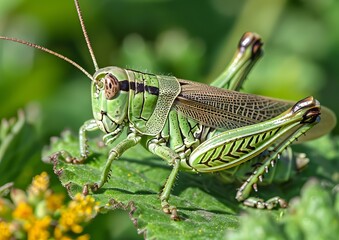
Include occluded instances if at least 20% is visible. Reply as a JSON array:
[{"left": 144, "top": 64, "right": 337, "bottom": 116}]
[{"left": 91, "top": 66, "right": 129, "bottom": 133}]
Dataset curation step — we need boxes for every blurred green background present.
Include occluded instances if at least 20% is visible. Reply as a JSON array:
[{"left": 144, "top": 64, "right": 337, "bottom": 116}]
[{"left": 0, "top": 0, "right": 338, "bottom": 239}]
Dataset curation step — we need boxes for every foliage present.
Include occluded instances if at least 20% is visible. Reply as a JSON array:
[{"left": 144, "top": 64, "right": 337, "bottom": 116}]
[
  {"left": 226, "top": 179, "right": 339, "bottom": 240},
  {"left": 42, "top": 130, "right": 339, "bottom": 239},
  {"left": 43, "top": 130, "right": 240, "bottom": 239}
]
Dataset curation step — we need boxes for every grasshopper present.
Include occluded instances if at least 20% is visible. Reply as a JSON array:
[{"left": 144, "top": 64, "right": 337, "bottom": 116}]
[{"left": 0, "top": 0, "right": 336, "bottom": 220}]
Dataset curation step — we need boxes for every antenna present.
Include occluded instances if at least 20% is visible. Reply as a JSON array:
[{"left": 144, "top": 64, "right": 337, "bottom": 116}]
[
  {"left": 0, "top": 36, "right": 94, "bottom": 81},
  {"left": 0, "top": 0, "right": 100, "bottom": 81},
  {"left": 74, "top": 0, "right": 99, "bottom": 71}
]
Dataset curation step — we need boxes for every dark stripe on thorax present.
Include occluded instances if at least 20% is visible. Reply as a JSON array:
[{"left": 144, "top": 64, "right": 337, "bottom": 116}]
[
  {"left": 119, "top": 80, "right": 129, "bottom": 91},
  {"left": 136, "top": 83, "right": 144, "bottom": 93},
  {"left": 145, "top": 85, "right": 159, "bottom": 95},
  {"left": 128, "top": 81, "right": 159, "bottom": 95}
]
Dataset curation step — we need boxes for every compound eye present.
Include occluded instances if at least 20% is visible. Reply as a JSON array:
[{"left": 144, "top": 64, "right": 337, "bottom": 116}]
[{"left": 104, "top": 73, "right": 120, "bottom": 100}]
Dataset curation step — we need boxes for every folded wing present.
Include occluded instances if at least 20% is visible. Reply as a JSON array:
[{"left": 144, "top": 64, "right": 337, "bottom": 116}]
[{"left": 174, "top": 79, "right": 291, "bottom": 130}]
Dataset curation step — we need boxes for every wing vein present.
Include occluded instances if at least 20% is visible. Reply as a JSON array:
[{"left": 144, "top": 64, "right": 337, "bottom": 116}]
[{"left": 174, "top": 80, "right": 291, "bottom": 130}]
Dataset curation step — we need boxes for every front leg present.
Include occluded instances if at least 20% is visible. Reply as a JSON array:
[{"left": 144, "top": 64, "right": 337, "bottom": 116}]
[
  {"left": 79, "top": 119, "right": 100, "bottom": 160},
  {"left": 57, "top": 119, "right": 99, "bottom": 163},
  {"left": 84, "top": 131, "right": 141, "bottom": 194}
]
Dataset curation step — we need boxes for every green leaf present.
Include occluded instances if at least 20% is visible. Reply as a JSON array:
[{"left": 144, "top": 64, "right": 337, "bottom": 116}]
[
  {"left": 43, "top": 131, "right": 339, "bottom": 239},
  {"left": 0, "top": 105, "right": 42, "bottom": 185},
  {"left": 43, "top": 130, "right": 242, "bottom": 239}
]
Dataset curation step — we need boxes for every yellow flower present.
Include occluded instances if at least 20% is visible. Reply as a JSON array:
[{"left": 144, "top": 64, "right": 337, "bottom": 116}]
[
  {"left": 71, "top": 194, "right": 99, "bottom": 220},
  {"left": 53, "top": 226, "right": 63, "bottom": 239},
  {"left": 12, "top": 202, "right": 34, "bottom": 221},
  {"left": 28, "top": 172, "right": 49, "bottom": 197},
  {"left": 54, "top": 227, "right": 90, "bottom": 240},
  {"left": 0, "top": 221, "right": 12, "bottom": 240},
  {"left": 46, "top": 193, "right": 65, "bottom": 212},
  {"left": 76, "top": 234, "right": 90, "bottom": 240},
  {"left": 57, "top": 194, "right": 98, "bottom": 236},
  {"left": 26, "top": 216, "right": 51, "bottom": 240},
  {"left": 59, "top": 209, "right": 83, "bottom": 233},
  {"left": 54, "top": 226, "right": 73, "bottom": 240},
  {"left": 3, "top": 173, "right": 98, "bottom": 240}
]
